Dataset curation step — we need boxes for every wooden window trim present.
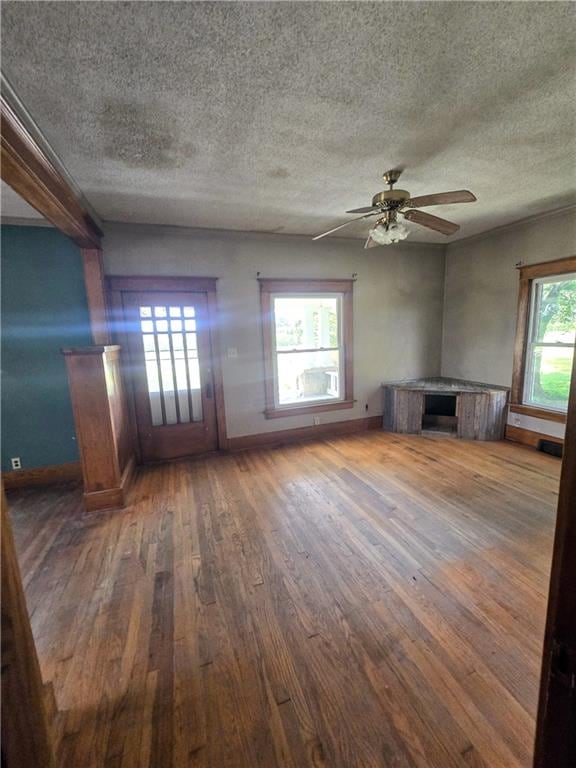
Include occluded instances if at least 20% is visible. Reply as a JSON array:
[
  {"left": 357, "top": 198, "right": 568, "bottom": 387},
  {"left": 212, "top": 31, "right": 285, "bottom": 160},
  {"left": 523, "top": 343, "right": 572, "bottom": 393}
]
[
  {"left": 259, "top": 278, "right": 354, "bottom": 419},
  {"left": 511, "top": 255, "right": 576, "bottom": 411},
  {"left": 508, "top": 403, "right": 567, "bottom": 424}
]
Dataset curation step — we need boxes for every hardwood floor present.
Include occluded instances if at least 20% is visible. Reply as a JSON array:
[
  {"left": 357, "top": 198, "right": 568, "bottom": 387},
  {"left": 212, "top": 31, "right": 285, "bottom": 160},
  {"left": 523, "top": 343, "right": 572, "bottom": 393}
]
[{"left": 7, "top": 433, "right": 560, "bottom": 768}]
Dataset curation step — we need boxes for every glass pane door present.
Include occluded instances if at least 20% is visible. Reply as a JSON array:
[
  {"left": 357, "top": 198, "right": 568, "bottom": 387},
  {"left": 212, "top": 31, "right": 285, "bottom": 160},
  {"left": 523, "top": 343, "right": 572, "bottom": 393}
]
[{"left": 139, "top": 303, "right": 203, "bottom": 425}]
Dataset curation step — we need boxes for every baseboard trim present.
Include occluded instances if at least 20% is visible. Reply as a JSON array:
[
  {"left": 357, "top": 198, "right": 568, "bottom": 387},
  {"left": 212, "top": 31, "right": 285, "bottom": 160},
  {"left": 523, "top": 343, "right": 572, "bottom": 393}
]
[
  {"left": 505, "top": 424, "right": 564, "bottom": 449},
  {"left": 2, "top": 461, "right": 82, "bottom": 489},
  {"left": 84, "top": 486, "right": 125, "bottom": 512},
  {"left": 228, "top": 415, "right": 382, "bottom": 452},
  {"left": 83, "top": 455, "right": 136, "bottom": 512}
]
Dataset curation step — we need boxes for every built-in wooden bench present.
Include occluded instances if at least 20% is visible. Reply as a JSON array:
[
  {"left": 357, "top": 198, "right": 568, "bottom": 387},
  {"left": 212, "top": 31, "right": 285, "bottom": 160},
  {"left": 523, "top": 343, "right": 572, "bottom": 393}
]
[{"left": 382, "top": 377, "right": 509, "bottom": 440}]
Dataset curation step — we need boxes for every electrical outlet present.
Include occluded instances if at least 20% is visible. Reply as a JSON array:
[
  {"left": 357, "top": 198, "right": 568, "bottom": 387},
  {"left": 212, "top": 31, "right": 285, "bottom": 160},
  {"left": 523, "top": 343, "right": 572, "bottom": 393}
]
[
  {"left": 11, "top": 457, "right": 21, "bottom": 470},
  {"left": 227, "top": 348, "right": 238, "bottom": 358},
  {"left": 313, "top": 416, "right": 320, "bottom": 426},
  {"left": 512, "top": 414, "right": 521, "bottom": 426}
]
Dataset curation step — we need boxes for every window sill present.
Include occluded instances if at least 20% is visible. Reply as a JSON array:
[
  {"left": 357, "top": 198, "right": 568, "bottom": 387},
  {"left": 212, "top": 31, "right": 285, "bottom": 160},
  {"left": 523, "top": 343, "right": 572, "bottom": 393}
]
[
  {"left": 509, "top": 402, "right": 567, "bottom": 424},
  {"left": 264, "top": 399, "right": 355, "bottom": 419}
]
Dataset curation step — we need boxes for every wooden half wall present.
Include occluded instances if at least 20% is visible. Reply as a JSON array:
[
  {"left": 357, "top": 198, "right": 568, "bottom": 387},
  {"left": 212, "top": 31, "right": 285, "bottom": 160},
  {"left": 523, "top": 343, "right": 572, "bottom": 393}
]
[{"left": 62, "top": 346, "right": 134, "bottom": 511}]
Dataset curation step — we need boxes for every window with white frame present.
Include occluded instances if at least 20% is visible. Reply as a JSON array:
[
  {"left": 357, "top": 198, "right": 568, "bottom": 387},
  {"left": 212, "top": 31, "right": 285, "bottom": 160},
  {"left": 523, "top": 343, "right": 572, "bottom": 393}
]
[
  {"left": 259, "top": 279, "right": 353, "bottom": 418},
  {"left": 523, "top": 273, "right": 576, "bottom": 412}
]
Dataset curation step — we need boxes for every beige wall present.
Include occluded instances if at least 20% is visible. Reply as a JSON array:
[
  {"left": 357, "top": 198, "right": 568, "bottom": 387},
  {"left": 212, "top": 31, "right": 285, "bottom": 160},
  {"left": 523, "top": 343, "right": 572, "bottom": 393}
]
[
  {"left": 441, "top": 207, "right": 576, "bottom": 437},
  {"left": 103, "top": 223, "right": 445, "bottom": 438}
]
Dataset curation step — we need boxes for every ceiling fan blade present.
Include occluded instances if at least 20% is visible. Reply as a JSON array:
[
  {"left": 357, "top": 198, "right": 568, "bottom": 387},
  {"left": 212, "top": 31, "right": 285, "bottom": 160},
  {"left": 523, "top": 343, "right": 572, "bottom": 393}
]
[
  {"left": 407, "top": 190, "right": 476, "bottom": 208},
  {"left": 346, "top": 206, "right": 380, "bottom": 214},
  {"left": 364, "top": 234, "right": 379, "bottom": 249},
  {"left": 403, "top": 209, "right": 459, "bottom": 235},
  {"left": 312, "top": 212, "right": 378, "bottom": 241}
]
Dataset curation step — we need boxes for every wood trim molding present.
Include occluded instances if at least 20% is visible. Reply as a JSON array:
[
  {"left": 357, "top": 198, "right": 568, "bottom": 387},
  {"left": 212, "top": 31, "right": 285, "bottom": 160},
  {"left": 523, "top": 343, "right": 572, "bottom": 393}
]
[
  {"left": 2, "top": 462, "right": 82, "bottom": 490},
  {"left": 228, "top": 415, "right": 381, "bottom": 451},
  {"left": 511, "top": 276, "right": 531, "bottom": 405},
  {"left": 206, "top": 287, "right": 229, "bottom": 450},
  {"left": 259, "top": 278, "right": 354, "bottom": 420},
  {"left": 264, "top": 399, "right": 355, "bottom": 419},
  {"left": 509, "top": 403, "right": 567, "bottom": 424},
  {"left": 107, "top": 276, "right": 218, "bottom": 293},
  {"left": 0, "top": 94, "right": 101, "bottom": 248},
  {"left": 107, "top": 287, "right": 142, "bottom": 463},
  {"left": 258, "top": 278, "right": 355, "bottom": 294},
  {"left": 61, "top": 345, "right": 121, "bottom": 356},
  {"left": 505, "top": 424, "right": 563, "bottom": 449},
  {"left": 518, "top": 255, "right": 576, "bottom": 281},
  {"left": 511, "top": 256, "right": 576, "bottom": 406},
  {"left": 83, "top": 455, "right": 135, "bottom": 512},
  {"left": 82, "top": 249, "right": 111, "bottom": 345}
]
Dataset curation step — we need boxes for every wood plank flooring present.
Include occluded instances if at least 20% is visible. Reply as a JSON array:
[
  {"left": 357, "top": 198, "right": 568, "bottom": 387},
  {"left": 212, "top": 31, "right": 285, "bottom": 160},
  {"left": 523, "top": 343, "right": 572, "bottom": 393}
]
[{"left": 7, "top": 433, "right": 560, "bottom": 768}]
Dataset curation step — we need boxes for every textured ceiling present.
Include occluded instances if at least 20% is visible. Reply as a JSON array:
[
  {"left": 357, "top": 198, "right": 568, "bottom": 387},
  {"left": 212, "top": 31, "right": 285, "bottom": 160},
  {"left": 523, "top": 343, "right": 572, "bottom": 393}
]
[{"left": 1, "top": 1, "right": 575, "bottom": 242}]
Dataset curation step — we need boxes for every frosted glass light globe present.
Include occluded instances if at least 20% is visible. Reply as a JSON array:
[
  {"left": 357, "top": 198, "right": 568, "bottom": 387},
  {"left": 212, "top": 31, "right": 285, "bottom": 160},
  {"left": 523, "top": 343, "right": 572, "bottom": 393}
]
[{"left": 370, "top": 221, "right": 409, "bottom": 245}]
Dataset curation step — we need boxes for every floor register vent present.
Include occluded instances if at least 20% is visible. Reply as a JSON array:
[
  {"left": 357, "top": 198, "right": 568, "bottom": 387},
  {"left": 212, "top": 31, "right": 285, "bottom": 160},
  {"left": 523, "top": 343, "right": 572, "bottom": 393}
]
[{"left": 538, "top": 439, "right": 563, "bottom": 459}]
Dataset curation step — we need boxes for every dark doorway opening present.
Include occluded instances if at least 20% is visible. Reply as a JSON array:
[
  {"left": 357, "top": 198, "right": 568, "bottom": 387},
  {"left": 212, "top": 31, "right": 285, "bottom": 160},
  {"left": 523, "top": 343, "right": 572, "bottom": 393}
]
[{"left": 422, "top": 393, "right": 457, "bottom": 434}]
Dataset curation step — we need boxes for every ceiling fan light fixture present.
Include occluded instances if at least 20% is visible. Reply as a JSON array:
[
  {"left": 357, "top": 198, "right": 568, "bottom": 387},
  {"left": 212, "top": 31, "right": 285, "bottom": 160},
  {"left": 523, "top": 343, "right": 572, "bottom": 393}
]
[
  {"left": 312, "top": 169, "right": 476, "bottom": 244},
  {"left": 370, "top": 220, "right": 409, "bottom": 245}
]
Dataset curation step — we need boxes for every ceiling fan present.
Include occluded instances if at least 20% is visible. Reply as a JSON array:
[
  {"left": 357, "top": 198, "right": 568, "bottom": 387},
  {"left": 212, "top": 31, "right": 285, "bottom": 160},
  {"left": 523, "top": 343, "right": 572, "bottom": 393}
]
[{"left": 313, "top": 169, "right": 477, "bottom": 247}]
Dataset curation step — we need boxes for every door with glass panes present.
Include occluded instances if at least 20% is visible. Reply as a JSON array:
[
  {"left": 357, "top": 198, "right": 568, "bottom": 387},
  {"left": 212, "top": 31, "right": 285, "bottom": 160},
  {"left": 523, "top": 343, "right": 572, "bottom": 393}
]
[{"left": 122, "top": 291, "right": 218, "bottom": 461}]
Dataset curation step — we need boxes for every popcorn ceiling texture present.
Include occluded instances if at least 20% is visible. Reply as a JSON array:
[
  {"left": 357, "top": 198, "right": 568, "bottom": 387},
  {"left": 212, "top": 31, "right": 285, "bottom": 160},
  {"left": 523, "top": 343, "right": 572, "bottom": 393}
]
[{"left": 1, "top": 1, "right": 575, "bottom": 242}]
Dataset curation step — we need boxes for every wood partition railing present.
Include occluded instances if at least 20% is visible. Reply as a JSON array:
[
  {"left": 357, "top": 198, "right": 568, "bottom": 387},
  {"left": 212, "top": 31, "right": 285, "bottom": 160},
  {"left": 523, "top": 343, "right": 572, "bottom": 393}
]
[{"left": 62, "top": 345, "right": 134, "bottom": 511}]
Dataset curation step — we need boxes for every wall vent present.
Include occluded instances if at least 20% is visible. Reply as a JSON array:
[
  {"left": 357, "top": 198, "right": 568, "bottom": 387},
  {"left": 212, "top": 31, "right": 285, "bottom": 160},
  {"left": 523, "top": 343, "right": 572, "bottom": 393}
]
[{"left": 538, "top": 439, "right": 563, "bottom": 459}]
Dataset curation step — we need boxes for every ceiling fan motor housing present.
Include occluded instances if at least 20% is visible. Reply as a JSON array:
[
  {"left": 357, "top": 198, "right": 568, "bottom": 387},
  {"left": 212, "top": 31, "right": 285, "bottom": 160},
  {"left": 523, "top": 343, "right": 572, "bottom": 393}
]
[{"left": 372, "top": 189, "right": 411, "bottom": 209}]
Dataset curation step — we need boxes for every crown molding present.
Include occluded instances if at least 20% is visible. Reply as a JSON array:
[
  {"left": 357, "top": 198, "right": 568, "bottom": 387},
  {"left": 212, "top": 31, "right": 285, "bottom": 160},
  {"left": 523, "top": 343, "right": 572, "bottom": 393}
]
[{"left": 446, "top": 204, "right": 576, "bottom": 250}]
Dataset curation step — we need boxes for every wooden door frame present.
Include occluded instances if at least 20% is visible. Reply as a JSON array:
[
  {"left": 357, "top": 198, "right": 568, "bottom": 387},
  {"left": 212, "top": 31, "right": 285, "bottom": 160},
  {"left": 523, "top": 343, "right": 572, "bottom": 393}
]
[
  {"left": 107, "top": 276, "right": 229, "bottom": 456},
  {"left": 533, "top": 348, "right": 576, "bottom": 767}
]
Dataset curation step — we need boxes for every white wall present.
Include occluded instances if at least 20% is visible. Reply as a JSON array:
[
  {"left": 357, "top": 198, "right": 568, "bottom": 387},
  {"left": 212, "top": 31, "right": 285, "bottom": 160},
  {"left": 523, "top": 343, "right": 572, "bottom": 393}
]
[
  {"left": 441, "top": 208, "right": 576, "bottom": 437},
  {"left": 103, "top": 223, "right": 445, "bottom": 438}
]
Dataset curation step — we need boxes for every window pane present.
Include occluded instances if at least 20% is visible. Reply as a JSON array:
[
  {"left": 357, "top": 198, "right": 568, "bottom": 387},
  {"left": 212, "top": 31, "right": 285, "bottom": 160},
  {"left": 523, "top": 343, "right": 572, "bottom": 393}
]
[
  {"left": 276, "top": 350, "right": 340, "bottom": 405},
  {"left": 533, "top": 277, "right": 576, "bottom": 343},
  {"left": 274, "top": 297, "right": 339, "bottom": 351},
  {"left": 138, "top": 303, "right": 202, "bottom": 425},
  {"left": 526, "top": 345, "right": 574, "bottom": 411}
]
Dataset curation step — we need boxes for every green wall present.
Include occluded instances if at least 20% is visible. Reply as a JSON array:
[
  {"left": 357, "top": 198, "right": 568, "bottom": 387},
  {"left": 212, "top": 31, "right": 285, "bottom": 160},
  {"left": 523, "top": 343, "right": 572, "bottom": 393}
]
[{"left": 1, "top": 225, "right": 92, "bottom": 471}]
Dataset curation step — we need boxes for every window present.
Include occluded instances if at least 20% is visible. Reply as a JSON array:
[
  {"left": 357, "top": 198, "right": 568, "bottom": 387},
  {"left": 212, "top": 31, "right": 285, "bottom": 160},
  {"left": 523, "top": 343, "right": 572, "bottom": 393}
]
[
  {"left": 259, "top": 279, "right": 353, "bottom": 418},
  {"left": 511, "top": 257, "right": 576, "bottom": 418},
  {"left": 523, "top": 274, "right": 576, "bottom": 411}
]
